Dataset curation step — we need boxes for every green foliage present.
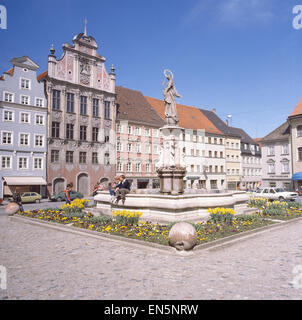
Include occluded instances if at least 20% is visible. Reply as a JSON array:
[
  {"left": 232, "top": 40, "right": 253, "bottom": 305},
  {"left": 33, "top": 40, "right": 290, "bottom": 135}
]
[
  {"left": 89, "top": 215, "right": 112, "bottom": 225},
  {"left": 262, "top": 207, "right": 284, "bottom": 216}
]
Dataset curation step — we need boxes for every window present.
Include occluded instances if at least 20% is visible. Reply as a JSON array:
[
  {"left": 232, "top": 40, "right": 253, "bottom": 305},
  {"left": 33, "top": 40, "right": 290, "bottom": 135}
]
[
  {"left": 66, "top": 151, "right": 73, "bottom": 163},
  {"left": 210, "top": 180, "right": 217, "bottom": 189},
  {"left": 268, "top": 163, "right": 275, "bottom": 174},
  {"left": 80, "top": 126, "right": 87, "bottom": 141},
  {"left": 145, "top": 128, "right": 150, "bottom": 136},
  {"left": 51, "top": 150, "right": 59, "bottom": 163},
  {"left": 18, "top": 157, "right": 28, "bottom": 169},
  {"left": 35, "top": 134, "right": 44, "bottom": 147},
  {"left": 117, "top": 124, "right": 122, "bottom": 133},
  {"left": 1, "top": 156, "right": 11, "bottom": 169},
  {"left": 208, "top": 137, "right": 211, "bottom": 144},
  {"left": 3, "top": 110, "right": 13, "bottom": 121},
  {"left": 104, "top": 101, "right": 110, "bottom": 119},
  {"left": 135, "top": 127, "right": 141, "bottom": 135},
  {"left": 92, "top": 98, "right": 99, "bottom": 117},
  {"left": 220, "top": 151, "right": 223, "bottom": 158},
  {"left": 2, "top": 132, "right": 13, "bottom": 144},
  {"left": 135, "top": 163, "right": 141, "bottom": 172},
  {"left": 268, "top": 145, "right": 274, "bottom": 156},
  {"left": 127, "top": 125, "right": 132, "bottom": 135},
  {"left": 145, "top": 144, "right": 150, "bottom": 154},
  {"left": 136, "top": 143, "right": 141, "bottom": 153},
  {"left": 127, "top": 143, "right": 132, "bottom": 152},
  {"left": 146, "top": 163, "right": 151, "bottom": 173},
  {"left": 21, "top": 78, "right": 30, "bottom": 89},
  {"left": 298, "top": 147, "right": 302, "bottom": 161},
  {"left": 35, "top": 98, "right": 44, "bottom": 107},
  {"left": 127, "top": 162, "right": 132, "bottom": 172},
  {"left": 66, "top": 124, "right": 74, "bottom": 140},
  {"left": 33, "top": 158, "right": 43, "bottom": 170},
  {"left": 35, "top": 114, "right": 44, "bottom": 125},
  {"left": 215, "top": 165, "right": 218, "bottom": 173},
  {"left": 214, "top": 138, "right": 217, "bottom": 144},
  {"left": 282, "top": 144, "right": 289, "bottom": 155},
  {"left": 66, "top": 93, "right": 74, "bottom": 113},
  {"left": 297, "top": 125, "right": 302, "bottom": 137},
  {"left": 80, "top": 96, "right": 87, "bottom": 115},
  {"left": 282, "top": 162, "right": 289, "bottom": 173},
  {"left": 79, "top": 152, "right": 87, "bottom": 164},
  {"left": 92, "top": 152, "right": 98, "bottom": 164},
  {"left": 214, "top": 151, "right": 218, "bottom": 158},
  {"left": 153, "top": 129, "right": 158, "bottom": 137},
  {"left": 221, "top": 166, "right": 224, "bottom": 173},
  {"left": 51, "top": 122, "right": 60, "bottom": 138},
  {"left": 21, "top": 95, "right": 30, "bottom": 105},
  {"left": 117, "top": 162, "right": 123, "bottom": 172},
  {"left": 220, "top": 139, "right": 223, "bottom": 145},
  {"left": 104, "top": 128, "right": 110, "bottom": 143},
  {"left": 209, "top": 151, "right": 212, "bottom": 158},
  {"left": 4, "top": 92, "right": 14, "bottom": 102},
  {"left": 19, "top": 133, "right": 30, "bottom": 146},
  {"left": 104, "top": 152, "right": 110, "bottom": 165},
  {"left": 20, "top": 112, "right": 30, "bottom": 123},
  {"left": 117, "top": 142, "right": 122, "bottom": 152},
  {"left": 92, "top": 127, "right": 99, "bottom": 142},
  {"left": 244, "top": 144, "right": 248, "bottom": 150},
  {"left": 52, "top": 90, "right": 60, "bottom": 110}
]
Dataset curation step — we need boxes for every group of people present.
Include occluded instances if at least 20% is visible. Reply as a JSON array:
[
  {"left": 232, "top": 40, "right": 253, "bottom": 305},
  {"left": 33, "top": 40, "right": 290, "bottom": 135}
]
[{"left": 107, "top": 175, "right": 131, "bottom": 205}]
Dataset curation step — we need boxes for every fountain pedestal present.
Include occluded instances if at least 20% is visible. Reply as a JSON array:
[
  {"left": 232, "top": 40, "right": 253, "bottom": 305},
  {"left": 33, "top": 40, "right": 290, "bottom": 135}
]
[{"left": 156, "top": 125, "right": 186, "bottom": 195}]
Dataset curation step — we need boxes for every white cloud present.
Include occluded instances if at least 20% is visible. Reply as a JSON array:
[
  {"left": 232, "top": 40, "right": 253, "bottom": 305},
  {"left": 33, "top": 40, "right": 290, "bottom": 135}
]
[{"left": 184, "top": 0, "right": 275, "bottom": 26}]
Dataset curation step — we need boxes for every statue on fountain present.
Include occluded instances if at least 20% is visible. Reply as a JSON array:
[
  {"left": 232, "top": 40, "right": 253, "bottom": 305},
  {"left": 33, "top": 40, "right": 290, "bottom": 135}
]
[
  {"left": 163, "top": 69, "right": 182, "bottom": 126},
  {"left": 157, "top": 70, "right": 186, "bottom": 195}
]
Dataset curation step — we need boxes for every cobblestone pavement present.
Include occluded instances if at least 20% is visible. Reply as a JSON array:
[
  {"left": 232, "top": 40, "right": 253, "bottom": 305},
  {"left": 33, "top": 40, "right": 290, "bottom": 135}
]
[{"left": 1, "top": 213, "right": 302, "bottom": 300}]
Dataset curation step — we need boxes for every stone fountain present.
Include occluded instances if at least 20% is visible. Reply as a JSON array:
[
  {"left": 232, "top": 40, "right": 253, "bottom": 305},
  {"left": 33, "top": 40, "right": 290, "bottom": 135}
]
[{"left": 93, "top": 70, "right": 250, "bottom": 224}]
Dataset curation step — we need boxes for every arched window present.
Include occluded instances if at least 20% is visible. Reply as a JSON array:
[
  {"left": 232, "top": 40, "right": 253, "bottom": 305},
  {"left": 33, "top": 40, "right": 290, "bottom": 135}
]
[{"left": 297, "top": 126, "right": 302, "bottom": 137}]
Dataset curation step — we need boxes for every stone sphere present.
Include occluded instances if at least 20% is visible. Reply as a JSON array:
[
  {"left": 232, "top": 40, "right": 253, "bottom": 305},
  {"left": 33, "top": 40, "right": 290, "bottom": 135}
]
[
  {"left": 5, "top": 202, "right": 20, "bottom": 216},
  {"left": 168, "top": 222, "right": 197, "bottom": 251}
]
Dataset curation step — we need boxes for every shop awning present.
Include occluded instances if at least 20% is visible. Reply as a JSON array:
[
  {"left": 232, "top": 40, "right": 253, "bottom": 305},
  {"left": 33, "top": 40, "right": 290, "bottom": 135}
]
[
  {"left": 292, "top": 172, "right": 302, "bottom": 181},
  {"left": 3, "top": 176, "right": 47, "bottom": 185}
]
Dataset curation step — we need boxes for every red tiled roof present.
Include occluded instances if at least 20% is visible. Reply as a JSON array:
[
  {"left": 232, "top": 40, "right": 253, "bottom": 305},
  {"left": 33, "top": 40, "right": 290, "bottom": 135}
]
[
  {"left": 289, "top": 97, "right": 302, "bottom": 117},
  {"left": 145, "top": 96, "right": 224, "bottom": 135},
  {"left": 6, "top": 68, "right": 14, "bottom": 76},
  {"left": 37, "top": 70, "right": 48, "bottom": 81}
]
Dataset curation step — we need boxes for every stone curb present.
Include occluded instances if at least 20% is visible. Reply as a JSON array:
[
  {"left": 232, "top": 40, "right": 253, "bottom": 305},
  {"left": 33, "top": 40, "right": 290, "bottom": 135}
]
[{"left": 10, "top": 214, "right": 302, "bottom": 255}]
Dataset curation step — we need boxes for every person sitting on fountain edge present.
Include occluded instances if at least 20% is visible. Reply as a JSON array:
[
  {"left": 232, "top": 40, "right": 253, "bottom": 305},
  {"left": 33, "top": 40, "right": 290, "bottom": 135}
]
[{"left": 115, "top": 175, "right": 131, "bottom": 205}]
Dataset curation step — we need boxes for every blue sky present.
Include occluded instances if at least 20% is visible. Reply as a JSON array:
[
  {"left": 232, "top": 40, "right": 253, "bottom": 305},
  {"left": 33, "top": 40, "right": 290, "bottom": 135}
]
[{"left": 1, "top": 0, "right": 302, "bottom": 138}]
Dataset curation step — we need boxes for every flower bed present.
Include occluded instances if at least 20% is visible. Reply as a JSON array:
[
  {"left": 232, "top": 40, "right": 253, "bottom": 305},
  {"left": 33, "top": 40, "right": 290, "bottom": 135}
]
[
  {"left": 248, "top": 198, "right": 302, "bottom": 220},
  {"left": 15, "top": 200, "right": 278, "bottom": 246}
]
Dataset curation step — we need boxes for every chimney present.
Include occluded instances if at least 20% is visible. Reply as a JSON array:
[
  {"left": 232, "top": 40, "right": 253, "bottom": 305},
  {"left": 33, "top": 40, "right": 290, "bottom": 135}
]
[
  {"left": 212, "top": 108, "right": 216, "bottom": 114},
  {"left": 225, "top": 119, "right": 229, "bottom": 126}
]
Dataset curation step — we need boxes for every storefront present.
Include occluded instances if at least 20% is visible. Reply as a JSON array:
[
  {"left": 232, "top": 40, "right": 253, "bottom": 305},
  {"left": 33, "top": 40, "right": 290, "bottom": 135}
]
[
  {"left": 2, "top": 176, "right": 47, "bottom": 198},
  {"left": 292, "top": 172, "right": 302, "bottom": 192}
]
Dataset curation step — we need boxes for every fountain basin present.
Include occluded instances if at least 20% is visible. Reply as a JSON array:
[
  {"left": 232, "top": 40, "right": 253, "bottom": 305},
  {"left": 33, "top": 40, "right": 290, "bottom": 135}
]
[{"left": 93, "top": 191, "right": 250, "bottom": 224}]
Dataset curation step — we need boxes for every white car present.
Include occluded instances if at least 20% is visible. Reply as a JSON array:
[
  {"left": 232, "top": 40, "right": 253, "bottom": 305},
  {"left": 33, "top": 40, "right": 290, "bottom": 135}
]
[{"left": 253, "top": 188, "right": 298, "bottom": 201}]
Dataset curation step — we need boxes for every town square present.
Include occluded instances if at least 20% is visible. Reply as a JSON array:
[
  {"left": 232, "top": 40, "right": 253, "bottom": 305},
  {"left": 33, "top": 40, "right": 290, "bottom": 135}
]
[{"left": 1, "top": 0, "right": 302, "bottom": 304}]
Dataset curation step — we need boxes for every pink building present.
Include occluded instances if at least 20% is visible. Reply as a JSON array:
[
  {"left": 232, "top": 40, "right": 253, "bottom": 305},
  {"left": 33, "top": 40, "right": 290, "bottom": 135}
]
[
  {"left": 115, "top": 86, "right": 164, "bottom": 189},
  {"left": 38, "top": 31, "right": 116, "bottom": 196}
]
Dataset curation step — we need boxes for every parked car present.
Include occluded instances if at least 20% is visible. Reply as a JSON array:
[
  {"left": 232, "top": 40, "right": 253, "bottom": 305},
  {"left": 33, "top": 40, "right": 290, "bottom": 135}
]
[
  {"left": 253, "top": 188, "right": 298, "bottom": 201},
  {"left": 49, "top": 190, "right": 83, "bottom": 202},
  {"left": 9, "top": 192, "right": 42, "bottom": 203}
]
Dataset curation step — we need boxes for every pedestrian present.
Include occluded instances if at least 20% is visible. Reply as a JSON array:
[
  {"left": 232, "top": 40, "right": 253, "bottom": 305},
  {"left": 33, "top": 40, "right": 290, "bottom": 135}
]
[
  {"left": 13, "top": 189, "right": 24, "bottom": 213},
  {"left": 64, "top": 184, "right": 72, "bottom": 204},
  {"left": 115, "top": 175, "right": 131, "bottom": 205}
]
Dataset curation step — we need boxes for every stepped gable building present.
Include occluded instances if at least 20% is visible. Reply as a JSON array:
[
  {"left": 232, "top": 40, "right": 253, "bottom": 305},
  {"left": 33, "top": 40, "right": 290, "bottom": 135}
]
[
  {"left": 199, "top": 108, "right": 242, "bottom": 190},
  {"left": 115, "top": 87, "right": 164, "bottom": 189},
  {"left": 0, "top": 56, "right": 47, "bottom": 199},
  {"left": 261, "top": 122, "right": 291, "bottom": 189},
  {"left": 146, "top": 96, "right": 227, "bottom": 191},
  {"left": 38, "top": 30, "right": 116, "bottom": 196}
]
